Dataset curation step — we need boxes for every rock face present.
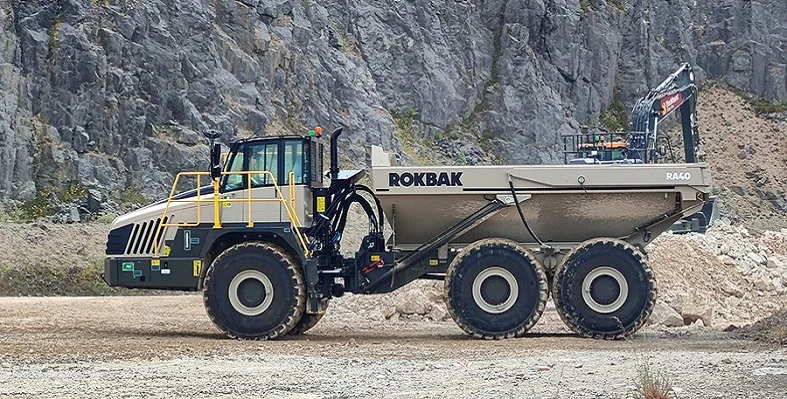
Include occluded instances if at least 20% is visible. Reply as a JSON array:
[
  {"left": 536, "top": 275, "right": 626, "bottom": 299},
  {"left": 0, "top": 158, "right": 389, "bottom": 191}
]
[{"left": 1, "top": 0, "right": 786, "bottom": 199}]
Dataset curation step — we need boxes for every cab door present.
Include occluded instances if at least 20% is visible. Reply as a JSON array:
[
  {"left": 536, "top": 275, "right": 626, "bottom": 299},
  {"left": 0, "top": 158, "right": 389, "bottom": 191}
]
[{"left": 219, "top": 147, "right": 248, "bottom": 224}]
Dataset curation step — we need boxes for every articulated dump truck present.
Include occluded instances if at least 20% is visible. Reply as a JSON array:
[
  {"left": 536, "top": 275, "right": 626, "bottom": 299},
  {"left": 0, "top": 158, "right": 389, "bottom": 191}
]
[{"left": 104, "top": 127, "right": 712, "bottom": 340}]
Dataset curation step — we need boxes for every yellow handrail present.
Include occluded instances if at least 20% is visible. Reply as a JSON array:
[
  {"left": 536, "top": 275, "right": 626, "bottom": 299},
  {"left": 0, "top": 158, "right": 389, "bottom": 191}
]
[
  {"left": 288, "top": 171, "right": 304, "bottom": 228},
  {"left": 152, "top": 170, "right": 310, "bottom": 258}
]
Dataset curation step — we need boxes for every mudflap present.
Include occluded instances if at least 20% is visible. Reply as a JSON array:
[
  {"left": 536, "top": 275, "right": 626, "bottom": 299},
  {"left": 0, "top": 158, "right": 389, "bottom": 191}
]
[{"left": 304, "top": 258, "right": 324, "bottom": 314}]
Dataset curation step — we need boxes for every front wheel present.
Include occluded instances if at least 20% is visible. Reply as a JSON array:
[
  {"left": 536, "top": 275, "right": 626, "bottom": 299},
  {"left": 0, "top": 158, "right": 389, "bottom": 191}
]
[
  {"left": 552, "top": 238, "right": 656, "bottom": 339},
  {"left": 203, "top": 242, "right": 305, "bottom": 340},
  {"left": 444, "top": 238, "right": 548, "bottom": 339}
]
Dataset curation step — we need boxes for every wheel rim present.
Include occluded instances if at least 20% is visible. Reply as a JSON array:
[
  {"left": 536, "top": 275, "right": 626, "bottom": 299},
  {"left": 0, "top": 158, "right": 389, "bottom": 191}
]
[
  {"left": 472, "top": 267, "right": 519, "bottom": 314},
  {"left": 581, "top": 266, "right": 629, "bottom": 314},
  {"left": 228, "top": 270, "right": 274, "bottom": 316}
]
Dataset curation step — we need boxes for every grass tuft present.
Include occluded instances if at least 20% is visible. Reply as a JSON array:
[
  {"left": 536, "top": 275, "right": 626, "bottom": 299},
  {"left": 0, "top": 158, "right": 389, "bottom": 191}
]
[{"left": 633, "top": 362, "right": 673, "bottom": 399}]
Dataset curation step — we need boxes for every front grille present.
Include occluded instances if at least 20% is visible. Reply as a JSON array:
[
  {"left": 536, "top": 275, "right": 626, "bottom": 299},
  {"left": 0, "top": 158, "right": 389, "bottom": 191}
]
[{"left": 124, "top": 216, "right": 172, "bottom": 255}]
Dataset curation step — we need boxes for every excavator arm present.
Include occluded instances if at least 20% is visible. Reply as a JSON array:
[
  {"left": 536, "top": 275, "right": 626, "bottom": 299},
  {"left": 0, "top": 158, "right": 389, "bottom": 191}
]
[{"left": 629, "top": 63, "right": 701, "bottom": 163}]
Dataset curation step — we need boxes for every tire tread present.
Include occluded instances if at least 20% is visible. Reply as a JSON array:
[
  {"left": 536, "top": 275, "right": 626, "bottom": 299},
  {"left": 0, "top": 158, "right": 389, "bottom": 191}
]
[
  {"left": 444, "top": 238, "right": 549, "bottom": 340},
  {"left": 202, "top": 241, "right": 306, "bottom": 340},
  {"left": 552, "top": 238, "right": 656, "bottom": 340}
]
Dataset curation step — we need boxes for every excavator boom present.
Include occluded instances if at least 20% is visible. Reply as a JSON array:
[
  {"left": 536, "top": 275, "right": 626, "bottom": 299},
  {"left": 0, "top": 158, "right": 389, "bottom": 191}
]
[{"left": 630, "top": 63, "right": 700, "bottom": 163}]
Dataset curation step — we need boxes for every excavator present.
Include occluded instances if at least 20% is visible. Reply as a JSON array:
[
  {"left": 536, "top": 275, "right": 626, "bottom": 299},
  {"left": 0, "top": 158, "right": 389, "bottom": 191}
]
[{"left": 564, "top": 63, "right": 717, "bottom": 232}]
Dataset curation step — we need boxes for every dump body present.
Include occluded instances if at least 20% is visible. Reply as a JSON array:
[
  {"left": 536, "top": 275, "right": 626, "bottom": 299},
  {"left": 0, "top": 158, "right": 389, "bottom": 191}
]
[{"left": 370, "top": 146, "right": 712, "bottom": 250}]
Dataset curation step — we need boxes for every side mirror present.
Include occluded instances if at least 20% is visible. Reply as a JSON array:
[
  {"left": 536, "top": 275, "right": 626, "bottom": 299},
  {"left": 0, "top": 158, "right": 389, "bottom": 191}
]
[
  {"left": 204, "top": 130, "right": 223, "bottom": 180},
  {"left": 204, "top": 130, "right": 222, "bottom": 140},
  {"left": 211, "top": 143, "right": 222, "bottom": 179}
]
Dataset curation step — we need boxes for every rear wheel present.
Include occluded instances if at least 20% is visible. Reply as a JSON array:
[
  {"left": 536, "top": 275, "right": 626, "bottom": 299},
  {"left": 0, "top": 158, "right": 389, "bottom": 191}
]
[
  {"left": 203, "top": 242, "right": 305, "bottom": 340},
  {"left": 445, "top": 238, "right": 548, "bottom": 339},
  {"left": 289, "top": 300, "right": 329, "bottom": 335},
  {"left": 552, "top": 238, "right": 656, "bottom": 339}
]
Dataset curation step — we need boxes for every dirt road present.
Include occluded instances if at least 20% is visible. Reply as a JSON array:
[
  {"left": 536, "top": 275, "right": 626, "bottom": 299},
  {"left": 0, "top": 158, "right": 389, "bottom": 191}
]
[{"left": 0, "top": 295, "right": 785, "bottom": 398}]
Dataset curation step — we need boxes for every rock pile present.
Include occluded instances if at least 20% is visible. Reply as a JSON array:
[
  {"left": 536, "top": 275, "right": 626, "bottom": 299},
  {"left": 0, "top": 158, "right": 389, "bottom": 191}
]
[
  {"left": 698, "top": 86, "right": 787, "bottom": 232},
  {"left": 54, "top": 189, "right": 110, "bottom": 224},
  {"left": 738, "top": 307, "right": 787, "bottom": 345},
  {"left": 331, "top": 280, "right": 452, "bottom": 324},
  {"left": 646, "top": 221, "right": 786, "bottom": 328}
]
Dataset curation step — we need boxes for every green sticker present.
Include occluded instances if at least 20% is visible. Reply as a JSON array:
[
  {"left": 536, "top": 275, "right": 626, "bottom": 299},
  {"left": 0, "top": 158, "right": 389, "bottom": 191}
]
[{"left": 122, "top": 262, "right": 134, "bottom": 272}]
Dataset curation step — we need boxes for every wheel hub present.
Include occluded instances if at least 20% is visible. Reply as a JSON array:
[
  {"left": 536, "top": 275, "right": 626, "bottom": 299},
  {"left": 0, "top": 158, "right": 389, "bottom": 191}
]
[
  {"left": 472, "top": 267, "right": 519, "bottom": 314},
  {"left": 581, "top": 266, "right": 629, "bottom": 314},
  {"left": 237, "top": 278, "right": 267, "bottom": 308},
  {"left": 228, "top": 270, "right": 274, "bottom": 317},
  {"left": 480, "top": 275, "right": 511, "bottom": 305}
]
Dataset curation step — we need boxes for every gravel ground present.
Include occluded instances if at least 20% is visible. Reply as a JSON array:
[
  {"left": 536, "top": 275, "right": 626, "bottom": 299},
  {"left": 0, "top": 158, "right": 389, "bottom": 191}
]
[{"left": 0, "top": 295, "right": 785, "bottom": 399}]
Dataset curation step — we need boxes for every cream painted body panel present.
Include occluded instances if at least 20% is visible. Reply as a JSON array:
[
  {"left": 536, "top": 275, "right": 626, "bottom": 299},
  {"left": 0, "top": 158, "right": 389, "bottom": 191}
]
[{"left": 109, "top": 185, "right": 312, "bottom": 256}]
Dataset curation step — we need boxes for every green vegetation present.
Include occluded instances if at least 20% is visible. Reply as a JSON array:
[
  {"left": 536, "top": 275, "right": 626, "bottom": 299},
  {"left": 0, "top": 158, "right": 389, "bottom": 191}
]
[
  {"left": 489, "top": 28, "right": 503, "bottom": 88},
  {"left": 437, "top": 117, "right": 472, "bottom": 141},
  {"left": 391, "top": 108, "right": 504, "bottom": 166},
  {"left": 437, "top": 118, "right": 488, "bottom": 165},
  {"left": 117, "top": 184, "right": 147, "bottom": 206},
  {"left": 392, "top": 109, "right": 438, "bottom": 166},
  {"left": 392, "top": 109, "right": 419, "bottom": 135},
  {"left": 453, "top": 149, "right": 469, "bottom": 166},
  {"left": 47, "top": 15, "right": 63, "bottom": 60},
  {"left": 59, "top": 183, "right": 88, "bottom": 203},
  {"left": 0, "top": 262, "right": 168, "bottom": 296},
  {"left": 750, "top": 98, "right": 787, "bottom": 114},
  {"left": 17, "top": 191, "right": 58, "bottom": 220},
  {"left": 329, "top": 21, "right": 361, "bottom": 57},
  {"left": 580, "top": 0, "right": 624, "bottom": 14},
  {"left": 580, "top": 0, "right": 594, "bottom": 13},
  {"left": 599, "top": 102, "right": 630, "bottom": 132},
  {"left": 0, "top": 208, "right": 24, "bottom": 222},
  {"left": 478, "top": 130, "right": 503, "bottom": 164},
  {"left": 4, "top": 183, "right": 89, "bottom": 222},
  {"left": 607, "top": 0, "right": 626, "bottom": 11}
]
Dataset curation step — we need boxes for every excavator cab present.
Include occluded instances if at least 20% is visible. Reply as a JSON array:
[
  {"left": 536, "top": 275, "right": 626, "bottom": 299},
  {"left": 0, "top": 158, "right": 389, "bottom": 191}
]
[{"left": 563, "top": 133, "right": 636, "bottom": 164}]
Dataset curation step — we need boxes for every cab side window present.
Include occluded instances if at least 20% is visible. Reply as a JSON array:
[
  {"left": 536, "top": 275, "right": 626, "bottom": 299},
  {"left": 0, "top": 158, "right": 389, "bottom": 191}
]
[
  {"left": 249, "top": 143, "right": 278, "bottom": 187},
  {"left": 284, "top": 140, "right": 305, "bottom": 184}
]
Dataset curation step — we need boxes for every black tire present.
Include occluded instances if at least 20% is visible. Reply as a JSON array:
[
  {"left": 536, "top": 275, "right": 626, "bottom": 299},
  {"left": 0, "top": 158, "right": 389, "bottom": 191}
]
[
  {"left": 203, "top": 242, "right": 305, "bottom": 340},
  {"left": 444, "top": 238, "right": 548, "bottom": 339},
  {"left": 552, "top": 238, "right": 656, "bottom": 339},
  {"left": 289, "top": 300, "right": 329, "bottom": 335}
]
